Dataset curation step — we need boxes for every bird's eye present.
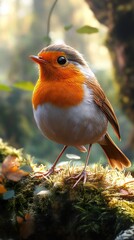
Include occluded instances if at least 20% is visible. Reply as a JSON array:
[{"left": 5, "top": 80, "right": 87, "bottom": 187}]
[{"left": 57, "top": 56, "right": 67, "bottom": 65}]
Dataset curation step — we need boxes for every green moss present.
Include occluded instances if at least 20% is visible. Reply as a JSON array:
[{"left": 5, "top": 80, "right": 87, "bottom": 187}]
[
  {"left": 0, "top": 139, "right": 134, "bottom": 239},
  {"left": 0, "top": 138, "right": 21, "bottom": 159},
  {"left": 0, "top": 138, "right": 32, "bottom": 166}
]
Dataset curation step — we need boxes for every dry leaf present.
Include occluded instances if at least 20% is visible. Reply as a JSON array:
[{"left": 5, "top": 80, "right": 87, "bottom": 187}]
[
  {"left": 25, "top": 213, "right": 32, "bottom": 221},
  {"left": 17, "top": 216, "right": 24, "bottom": 224},
  {"left": 19, "top": 213, "right": 34, "bottom": 239},
  {"left": 0, "top": 184, "right": 7, "bottom": 194},
  {"left": 2, "top": 155, "right": 29, "bottom": 182},
  {"left": 0, "top": 175, "right": 4, "bottom": 183},
  {"left": 6, "top": 169, "right": 28, "bottom": 182}
]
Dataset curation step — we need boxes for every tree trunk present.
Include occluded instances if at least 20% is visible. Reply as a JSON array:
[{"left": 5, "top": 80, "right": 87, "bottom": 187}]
[
  {"left": 85, "top": 0, "right": 134, "bottom": 149},
  {"left": 85, "top": 0, "right": 134, "bottom": 153}
]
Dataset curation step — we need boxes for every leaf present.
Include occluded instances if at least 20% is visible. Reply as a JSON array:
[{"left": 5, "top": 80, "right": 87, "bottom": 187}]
[
  {"left": 19, "top": 213, "right": 34, "bottom": 239},
  {"left": 13, "top": 81, "right": 34, "bottom": 91},
  {"left": 3, "top": 190, "right": 15, "bottom": 200},
  {"left": 17, "top": 216, "right": 24, "bottom": 224},
  {"left": 64, "top": 24, "right": 73, "bottom": 31},
  {"left": 7, "top": 169, "right": 29, "bottom": 182},
  {"left": 0, "top": 184, "right": 7, "bottom": 194},
  {"left": 66, "top": 154, "right": 81, "bottom": 160},
  {"left": 2, "top": 155, "right": 19, "bottom": 174},
  {"left": 2, "top": 155, "right": 29, "bottom": 182},
  {"left": 76, "top": 25, "right": 98, "bottom": 34},
  {"left": 0, "top": 175, "right": 4, "bottom": 183},
  {"left": 0, "top": 84, "right": 11, "bottom": 91}
]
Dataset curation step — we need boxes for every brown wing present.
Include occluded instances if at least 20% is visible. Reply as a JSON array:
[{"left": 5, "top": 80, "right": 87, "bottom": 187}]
[{"left": 86, "top": 78, "right": 121, "bottom": 139}]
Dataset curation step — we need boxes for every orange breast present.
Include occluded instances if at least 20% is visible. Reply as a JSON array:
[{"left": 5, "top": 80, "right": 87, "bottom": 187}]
[{"left": 32, "top": 67, "right": 85, "bottom": 109}]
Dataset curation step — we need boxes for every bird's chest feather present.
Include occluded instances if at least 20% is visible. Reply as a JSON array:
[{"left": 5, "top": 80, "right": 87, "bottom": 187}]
[
  {"left": 32, "top": 72, "right": 85, "bottom": 109},
  {"left": 33, "top": 85, "right": 108, "bottom": 145}
]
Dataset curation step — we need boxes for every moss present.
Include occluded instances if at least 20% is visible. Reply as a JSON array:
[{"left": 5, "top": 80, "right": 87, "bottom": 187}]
[
  {"left": 0, "top": 138, "right": 32, "bottom": 166},
  {"left": 0, "top": 139, "right": 134, "bottom": 239}
]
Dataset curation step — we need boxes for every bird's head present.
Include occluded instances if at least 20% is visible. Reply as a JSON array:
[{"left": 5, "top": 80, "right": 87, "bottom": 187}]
[
  {"left": 30, "top": 43, "right": 95, "bottom": 109},
  {"left": 30, "top": 43, "right": 89, "bottom": 82}
]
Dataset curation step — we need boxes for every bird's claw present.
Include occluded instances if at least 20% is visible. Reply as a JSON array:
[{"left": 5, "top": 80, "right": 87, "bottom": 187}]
[
  {"left": 32, "top": 166, "right": 63, "bottom": 179},
  {"left": 32, "top": 167, "right": 55, "bottom": 179},
  {"left": 68, "top": 169, "right": 88, "bottom": 188}
]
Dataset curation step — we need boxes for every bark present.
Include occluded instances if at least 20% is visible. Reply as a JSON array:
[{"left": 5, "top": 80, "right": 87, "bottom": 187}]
[
  {"left": 86, "top": 0, "right": 134, "bottom": 119},
  {"left": 85, "top": 0, "right": 134, "bottom": 144}
]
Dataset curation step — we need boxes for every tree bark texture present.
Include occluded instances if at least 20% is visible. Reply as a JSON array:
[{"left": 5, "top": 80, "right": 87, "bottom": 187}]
[{"left": 85, "top": 0, "right": 134, "bottom": 123}]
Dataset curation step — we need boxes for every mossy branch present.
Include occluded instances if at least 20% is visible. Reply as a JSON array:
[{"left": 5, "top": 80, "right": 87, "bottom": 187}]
[{"left": 0, "top": 138, "right": 134, "bottom": 240}]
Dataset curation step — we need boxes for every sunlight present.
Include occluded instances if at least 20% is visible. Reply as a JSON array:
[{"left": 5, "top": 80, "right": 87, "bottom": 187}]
[{"left": 0, "top": 0, "right": 13, "bottom": 15}]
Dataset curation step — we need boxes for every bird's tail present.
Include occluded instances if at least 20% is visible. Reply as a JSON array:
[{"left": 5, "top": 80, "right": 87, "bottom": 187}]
[{"left": 100, "top": 133, "right": 131, "bottom": 170}]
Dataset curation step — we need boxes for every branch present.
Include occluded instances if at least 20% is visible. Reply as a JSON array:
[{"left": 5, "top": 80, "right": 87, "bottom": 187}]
[{"left": 46, "top": 0, "right": 58, "bottom": 45}]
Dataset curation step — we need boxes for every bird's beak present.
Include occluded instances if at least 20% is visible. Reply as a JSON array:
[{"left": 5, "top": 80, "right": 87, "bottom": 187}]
[{"left": 29, "top": 55, "right": 46, "bottom": 64}]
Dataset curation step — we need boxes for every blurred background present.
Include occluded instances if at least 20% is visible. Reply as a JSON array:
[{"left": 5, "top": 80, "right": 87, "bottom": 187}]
[{"left": 0, "top": 0, "right": 133, "bottom": 166}]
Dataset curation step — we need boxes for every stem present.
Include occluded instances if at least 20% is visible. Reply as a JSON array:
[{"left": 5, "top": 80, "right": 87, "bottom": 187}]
[{"left": 46, "top": 0, "right": 58, "bottom": 44}]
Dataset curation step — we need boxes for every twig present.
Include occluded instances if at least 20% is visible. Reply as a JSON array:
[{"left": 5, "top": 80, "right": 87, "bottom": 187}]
[{"left": 46, "top": 0, "right": 58, "bottom": 45}]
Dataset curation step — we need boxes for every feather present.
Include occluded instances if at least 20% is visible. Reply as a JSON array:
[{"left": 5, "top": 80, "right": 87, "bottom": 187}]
[{"left": 86, "top": 78, "right": 121, "bottom": 140}]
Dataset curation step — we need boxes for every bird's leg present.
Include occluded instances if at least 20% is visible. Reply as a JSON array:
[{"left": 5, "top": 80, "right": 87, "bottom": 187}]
[
  {"left": 33, "top": 145, "right": 68, "bottom": 178},
  {"left": 47, "top": 145, "right": 68, "bottom": 175},
  {"left": 68, "top": 144, "right": 92, "bottom": 188}
]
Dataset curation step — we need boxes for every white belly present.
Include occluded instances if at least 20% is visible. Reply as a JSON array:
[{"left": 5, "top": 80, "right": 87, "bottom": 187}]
[{"left": 33, "top": 99, "right": 108, "bottom": 146}]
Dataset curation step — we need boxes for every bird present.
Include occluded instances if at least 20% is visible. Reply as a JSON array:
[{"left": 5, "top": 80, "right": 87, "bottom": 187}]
[{"left": 30, "top": 43, "right": 131, "bottom": 187}]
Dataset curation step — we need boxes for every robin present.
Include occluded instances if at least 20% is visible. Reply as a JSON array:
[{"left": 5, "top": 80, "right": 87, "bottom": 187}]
[{"left": 30, "top": 43, "right": 131, "bottom": 187}]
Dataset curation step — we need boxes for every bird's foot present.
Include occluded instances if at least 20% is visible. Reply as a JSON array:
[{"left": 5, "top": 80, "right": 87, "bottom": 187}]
[
  {"left": 68, "top": 169, "right": 88, "bottom": 188},
  {"left": 32, "top": 167, "right": 56, "bottom": 179}
]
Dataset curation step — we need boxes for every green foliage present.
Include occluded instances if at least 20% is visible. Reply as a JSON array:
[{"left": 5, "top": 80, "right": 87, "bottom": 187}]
[
  {"left": 0, "top": 138, "right": 24, "bottom": 161},
  {"left": 13, "top": 81, "right": 34, "bottom": 91},
  {"left": 64, "top": 24, "right": 99, "bottom": 35},
  {"left": 64, "top": 24, "right": 73, "bottom": 31},
  {"left": 0, "top": 84, "right": 11, "bottom": 92},
  {"left": 0, "top": 82, "right": 34, "bottom": 92},
  {"left": 76, "top": 25, "right": 99, "bottom": 34}
]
